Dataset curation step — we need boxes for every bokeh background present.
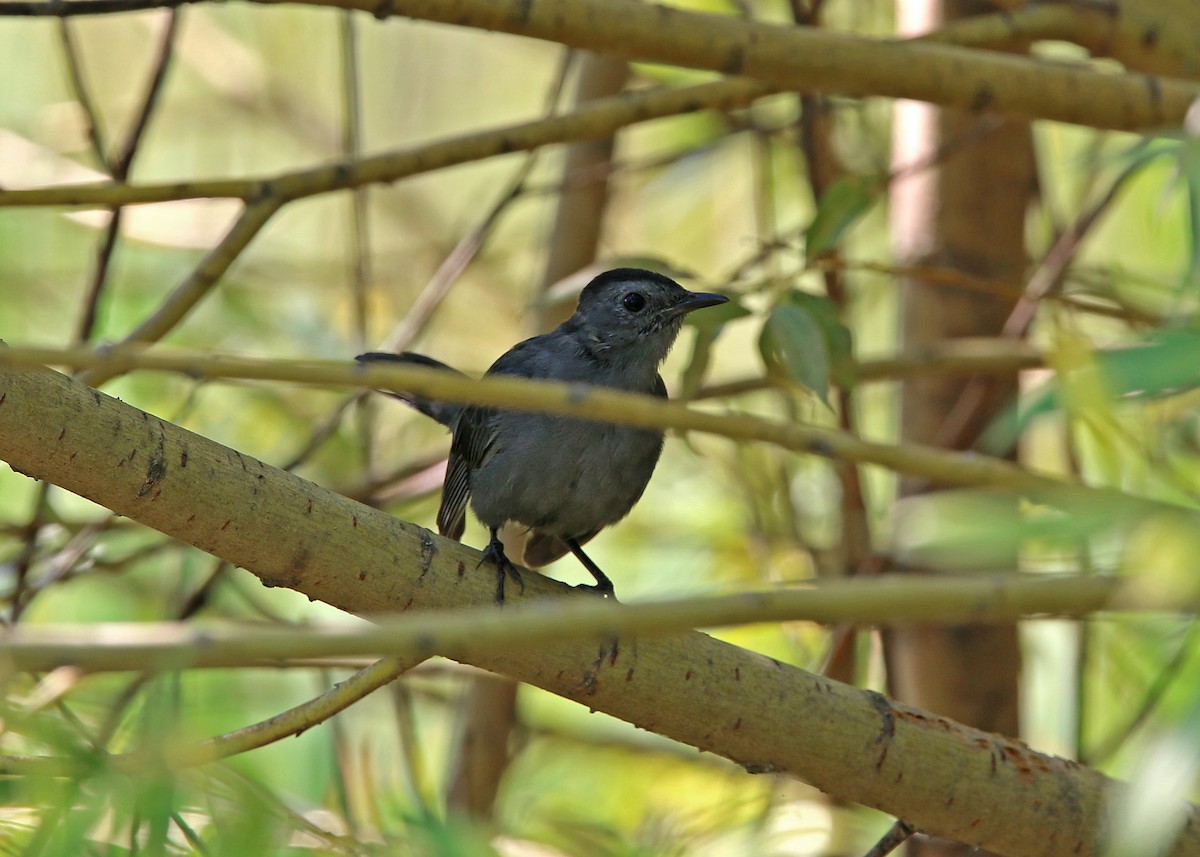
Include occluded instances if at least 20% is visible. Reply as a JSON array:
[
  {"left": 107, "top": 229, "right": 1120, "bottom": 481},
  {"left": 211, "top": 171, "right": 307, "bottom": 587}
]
[{"left": 2, "top": 1, "right": 1200, "bottom": 854}]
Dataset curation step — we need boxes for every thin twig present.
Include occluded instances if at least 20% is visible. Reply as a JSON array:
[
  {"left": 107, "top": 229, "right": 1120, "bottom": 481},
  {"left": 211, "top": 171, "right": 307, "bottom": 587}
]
[
  {"left": 0, "top": 575, "right": 1152, "bottom": 676},
  {"left": 338, "top": 8, "right": 369, "bottom": 350},
  {"left": 6, "top": 485, "right": 51, "bottom": 621},
  {"left": 382, "top": 44, "right": 573, "bottom": 354},
  {"left": 113, "top": 11, "right": 179, "bottom": 176},
  {"left": 0, "top": 79, "right": 772, "bottom": 208},
  {"left": 41, "top": 81, "right": 769, "bottom": 400},
  {"left": 56, "top": 18, "right": 109, "bottom": 163},
  {"left": 381, "top": 163, "right": 538, "bottom": 353},
  {"left": 338, "top": 8, "right": 377, "bottom": 482},
  {"left": 74, "top": 10, "right": 181, "bottom": 342},
  {"left": 92, "top": 559, "right": 233, "bottom": 750},
  {"left": 279, "top": 158, "right": 543, "bottom": 473},
  {"left": 2, "top": 655, "right": 417, "bottom": 774}
]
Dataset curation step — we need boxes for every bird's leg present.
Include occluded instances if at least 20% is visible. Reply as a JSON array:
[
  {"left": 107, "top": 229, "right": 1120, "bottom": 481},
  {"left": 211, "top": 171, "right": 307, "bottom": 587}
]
[
  {"left": 565, "top": 538, "right": 621, "bottom": 663},
  {"left": 480, "top": 528, "right": 524, "bottom": 604},
  {"left": 565, "top": 539, "right": 618, "bottom": 601}
]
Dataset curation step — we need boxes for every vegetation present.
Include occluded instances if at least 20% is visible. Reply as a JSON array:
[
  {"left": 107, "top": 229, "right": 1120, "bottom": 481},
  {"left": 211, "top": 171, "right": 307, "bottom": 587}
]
[{"left": 1, "top": 1, "right": 1200, "bottom": 855}]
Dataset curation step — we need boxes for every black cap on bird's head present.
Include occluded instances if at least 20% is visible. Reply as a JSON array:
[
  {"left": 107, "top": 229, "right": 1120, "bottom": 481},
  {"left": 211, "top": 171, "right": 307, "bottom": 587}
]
[{"left": 567, "top": 268, "right": 728, "bottom": 363}]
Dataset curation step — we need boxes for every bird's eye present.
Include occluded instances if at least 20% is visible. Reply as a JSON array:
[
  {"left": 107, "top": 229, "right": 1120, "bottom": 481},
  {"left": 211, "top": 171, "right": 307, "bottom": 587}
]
[{"left": 622, "top": 292, "right": 647, "bottom": 312}]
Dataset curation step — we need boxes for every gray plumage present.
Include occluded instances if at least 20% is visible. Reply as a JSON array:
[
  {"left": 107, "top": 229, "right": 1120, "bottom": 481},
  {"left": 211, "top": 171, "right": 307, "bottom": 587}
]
[{"left": 358, "top": 267, "right": 727, "bottom": 601}]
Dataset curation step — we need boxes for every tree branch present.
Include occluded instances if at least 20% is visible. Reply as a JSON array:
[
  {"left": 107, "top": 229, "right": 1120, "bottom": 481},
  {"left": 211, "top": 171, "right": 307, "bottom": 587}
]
[
  {"left": 0, "top": 573, "right": 1155, "bottom": 673},
  {"left": 1, "top": 0, "right": 1195, "bottom": 131},
  {"left": 1, "top": 358, "right": 1199, "bottom": 856},
  {"left": 924, "top": 2, "right": 1200, "bottom": 80},
  {"left": 0, "top": 79, "right": 771, "bottom": 208}
]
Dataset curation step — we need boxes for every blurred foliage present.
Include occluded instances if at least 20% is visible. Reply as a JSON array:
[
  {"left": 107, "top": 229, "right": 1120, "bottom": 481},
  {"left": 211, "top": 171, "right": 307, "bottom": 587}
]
[{"left": 2, "top": 0, "right": 1200, "bottom": 854}]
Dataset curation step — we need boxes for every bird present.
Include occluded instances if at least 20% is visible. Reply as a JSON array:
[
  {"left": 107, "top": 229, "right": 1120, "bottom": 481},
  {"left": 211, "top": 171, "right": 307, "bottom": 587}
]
[{"left": 357, "top": 267, "right": 728, "bottom": 602}]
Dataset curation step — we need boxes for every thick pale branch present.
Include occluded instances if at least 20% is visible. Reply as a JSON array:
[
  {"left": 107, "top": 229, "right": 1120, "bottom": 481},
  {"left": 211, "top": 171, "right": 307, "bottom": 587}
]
[
  {"left": 2, "top": 0, "right": 1194, "bottom": 131},
  {"left": 930, "top": 1, "right": 1200, "bottom": 80},
  {"left": 296, "top": 0, "right": 1200, "bottom": 124},
  {"left": 1, "top": 360, "right": 1199, "bottom": 856}
]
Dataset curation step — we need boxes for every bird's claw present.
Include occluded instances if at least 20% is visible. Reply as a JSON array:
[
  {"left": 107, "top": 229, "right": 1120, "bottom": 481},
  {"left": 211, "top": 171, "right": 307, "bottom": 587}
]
[{"left": 480, "top": 537, "right": 524, "bottom": 604}]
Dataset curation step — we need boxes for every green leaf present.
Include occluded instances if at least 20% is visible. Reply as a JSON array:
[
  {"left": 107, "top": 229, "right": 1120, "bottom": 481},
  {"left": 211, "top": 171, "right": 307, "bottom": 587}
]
[
  {"left": 805, "top": 174, "right": 880, "bottom": 260},
  {"left": 1105, "top": 132, "right": 1200, "bottom": 291},
  {"left": 759, "top": 303, "right": 831, "bottom": 404},
  {"left": 783, "top": 290, "right": 856, "bottom": 389}
]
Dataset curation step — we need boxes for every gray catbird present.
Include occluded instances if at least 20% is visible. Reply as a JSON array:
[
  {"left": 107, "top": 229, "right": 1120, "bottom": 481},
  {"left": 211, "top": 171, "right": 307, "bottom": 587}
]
[{"left": 357, "top": 268, "right": 728, "bottom": 602}]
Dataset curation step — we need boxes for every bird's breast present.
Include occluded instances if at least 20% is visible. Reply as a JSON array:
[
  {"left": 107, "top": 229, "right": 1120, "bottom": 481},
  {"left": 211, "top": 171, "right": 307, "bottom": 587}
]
[{"left": 467, "top": 412, "right": 665, "bottom": 538}]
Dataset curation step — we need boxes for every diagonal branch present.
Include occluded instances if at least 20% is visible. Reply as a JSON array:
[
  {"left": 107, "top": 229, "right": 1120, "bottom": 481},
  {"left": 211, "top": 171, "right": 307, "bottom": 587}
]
[
  {"left": 75, "top": 198, "right": 284, "bottom": 387},
  {"left": 0, "top": 79, "right": 771, "bottom": 208},
  {"left": 2, "top": 358, "right": 1199, "bottom": 856}
]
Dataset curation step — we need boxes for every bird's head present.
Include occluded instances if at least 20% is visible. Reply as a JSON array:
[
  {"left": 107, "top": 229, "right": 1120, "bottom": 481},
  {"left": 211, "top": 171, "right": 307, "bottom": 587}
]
[{"left": 566, "top": 268, "right": 728, "bottom": 368}]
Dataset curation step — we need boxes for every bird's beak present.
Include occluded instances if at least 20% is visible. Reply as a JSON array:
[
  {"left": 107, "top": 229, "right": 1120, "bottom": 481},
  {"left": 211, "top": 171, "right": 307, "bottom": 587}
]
[{"left": 667, "top": 291, "right": 729, "bottom": 319}]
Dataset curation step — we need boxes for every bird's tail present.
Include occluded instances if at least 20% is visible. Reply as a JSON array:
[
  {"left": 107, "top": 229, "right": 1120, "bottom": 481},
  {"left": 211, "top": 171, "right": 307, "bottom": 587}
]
[{"left": 355, "top": 351, "right": 466, "bottom": 428}]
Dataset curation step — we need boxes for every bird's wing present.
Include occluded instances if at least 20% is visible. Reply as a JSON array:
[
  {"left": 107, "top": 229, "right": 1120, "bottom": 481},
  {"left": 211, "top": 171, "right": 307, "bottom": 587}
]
[
  {"left": 436, "top": 404, "right": 496, "bottom": 539},
  {"left": 429, "top": 339, "right": 545, "bottom": 539},
  {"left": 436, "top": 451, "right": 470, "bottom": 539},
  {"left": 485, "top": 337, "right": 549, "bottom": 378}
]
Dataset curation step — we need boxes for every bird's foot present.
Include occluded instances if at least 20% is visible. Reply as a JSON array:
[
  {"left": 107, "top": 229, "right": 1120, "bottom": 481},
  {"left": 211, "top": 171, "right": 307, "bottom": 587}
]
[
  {"left": 479, "top": 535, "right": 524, "bottom": 604},
  {"left": 573, "top": 581, "right": 620, "bottom": 602},
  {"left": 564, "top": 538, "right": 619, "bottom": 601}
]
